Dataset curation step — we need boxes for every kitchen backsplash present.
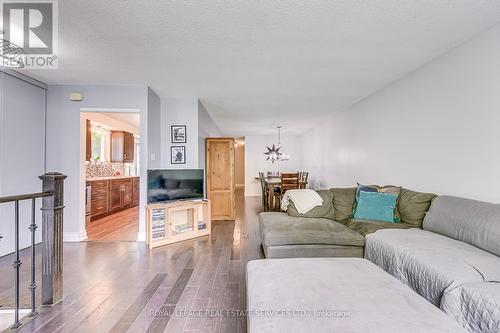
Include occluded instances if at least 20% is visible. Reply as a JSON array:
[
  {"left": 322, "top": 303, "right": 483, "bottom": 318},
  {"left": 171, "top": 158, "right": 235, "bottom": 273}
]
[{"left": 86, "top": 161, "right": 136, "bottom": 178}]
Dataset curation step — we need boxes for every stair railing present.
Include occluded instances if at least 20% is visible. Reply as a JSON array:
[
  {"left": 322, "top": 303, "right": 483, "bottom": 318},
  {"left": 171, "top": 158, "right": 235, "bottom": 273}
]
[{"left": 0, "top": 172, "right": 66, "bottom": 329}]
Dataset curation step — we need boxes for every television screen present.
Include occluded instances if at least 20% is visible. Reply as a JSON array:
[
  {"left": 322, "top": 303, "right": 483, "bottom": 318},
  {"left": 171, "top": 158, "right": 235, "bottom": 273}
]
[{"left": 147, "top": 169, "right": 204, "bottom": 203}]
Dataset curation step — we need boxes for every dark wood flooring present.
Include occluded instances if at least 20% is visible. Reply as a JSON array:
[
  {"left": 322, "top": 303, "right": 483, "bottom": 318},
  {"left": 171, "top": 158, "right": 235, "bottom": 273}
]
[
  {"left": 86, "top": 206, "right": 139, "bottom": 241},
  {"left": 0, "top": 190, "right": 264, "bottom": 333}
]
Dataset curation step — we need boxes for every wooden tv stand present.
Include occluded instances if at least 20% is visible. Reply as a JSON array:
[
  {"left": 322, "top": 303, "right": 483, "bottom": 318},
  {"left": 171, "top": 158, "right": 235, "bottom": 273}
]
[{"left": 146, "top": 199, "right": 211, "bottom": 249}]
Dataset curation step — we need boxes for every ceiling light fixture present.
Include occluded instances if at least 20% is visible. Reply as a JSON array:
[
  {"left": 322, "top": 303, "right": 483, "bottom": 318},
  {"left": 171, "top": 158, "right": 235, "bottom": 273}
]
[{"left": 264, "top": 126, "right": 289, "bottom": 163}]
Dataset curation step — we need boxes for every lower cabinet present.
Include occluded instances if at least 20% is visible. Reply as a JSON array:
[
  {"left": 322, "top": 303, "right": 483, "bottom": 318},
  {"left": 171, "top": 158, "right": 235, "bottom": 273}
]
[
  {"left": 133, "top": 177, "right": 140, "bottom": 205},
  {"left": 89, "top": 177, "right": 139, "bottom": 221},
  {"left": 109, "top": 178, "right": 134, "bottom": 212}
]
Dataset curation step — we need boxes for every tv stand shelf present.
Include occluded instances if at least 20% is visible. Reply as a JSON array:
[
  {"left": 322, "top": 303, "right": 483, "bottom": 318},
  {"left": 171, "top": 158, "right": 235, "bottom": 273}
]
[{"left": 146, "top": 199, "right": 211, "bottom": 249}]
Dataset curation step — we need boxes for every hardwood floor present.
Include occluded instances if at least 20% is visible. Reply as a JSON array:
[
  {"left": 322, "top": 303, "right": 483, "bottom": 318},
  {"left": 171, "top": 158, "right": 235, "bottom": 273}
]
[
  {"left": 0, "top": 190, "right": 264, "bottom": 333},
  {"left": 86, "top": 207, "right": 139, "bottom": 241}
]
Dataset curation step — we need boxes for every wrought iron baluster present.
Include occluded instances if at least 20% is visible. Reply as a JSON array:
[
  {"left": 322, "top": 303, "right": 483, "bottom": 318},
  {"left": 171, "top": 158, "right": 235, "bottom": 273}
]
[
  {"left": 29, "top": 197, "right": 38, "bottom": 317},
  {"left": 11, "top": 200, "right": 22, "bottom": 329}
]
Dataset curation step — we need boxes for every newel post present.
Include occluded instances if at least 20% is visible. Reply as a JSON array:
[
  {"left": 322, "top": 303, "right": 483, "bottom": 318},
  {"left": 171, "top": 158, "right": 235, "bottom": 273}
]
[{"left": 39, "top": 172, "right": 67, "bottom": 305}]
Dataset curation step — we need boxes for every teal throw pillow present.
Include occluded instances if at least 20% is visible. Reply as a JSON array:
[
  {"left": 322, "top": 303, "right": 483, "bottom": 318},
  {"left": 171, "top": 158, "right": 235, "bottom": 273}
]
[{"left": 354, "top": 191, "right": 398, "bottom": 223}]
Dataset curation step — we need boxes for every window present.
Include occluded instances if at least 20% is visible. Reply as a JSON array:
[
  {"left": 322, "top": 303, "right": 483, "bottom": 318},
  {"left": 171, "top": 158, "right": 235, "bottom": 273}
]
[{"left": 90, "top": 123, "right": 110, "bottom": 161}]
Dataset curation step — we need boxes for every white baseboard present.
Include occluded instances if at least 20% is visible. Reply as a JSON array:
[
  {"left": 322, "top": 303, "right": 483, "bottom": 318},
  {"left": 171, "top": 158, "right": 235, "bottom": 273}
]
[
  {"left": 63, "top": 231, "right": 87, "bottom": 242},
  {"left": 137, "top": 231, "right": 146, "bottom": 242}
]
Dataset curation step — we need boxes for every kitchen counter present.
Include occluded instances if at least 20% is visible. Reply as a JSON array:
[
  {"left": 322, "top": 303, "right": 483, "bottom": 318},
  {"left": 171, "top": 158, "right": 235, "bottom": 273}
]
[{"left": 86, "top": 175, "right": 139, "bottom": 181}]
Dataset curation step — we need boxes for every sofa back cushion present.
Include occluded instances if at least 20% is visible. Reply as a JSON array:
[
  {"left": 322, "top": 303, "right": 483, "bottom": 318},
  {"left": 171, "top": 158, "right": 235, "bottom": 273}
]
[
  {"left": 287, "top": 190, "right": 335, "bottom": 220},
  {"left": 423, "top": 195, "right": 500, "bottom": 256},
  {"left": 398, "top": 188, "right": 437, "bottom": 227},
  {"left": 330, "top": 187, "right": 356, "bottom": 223}
]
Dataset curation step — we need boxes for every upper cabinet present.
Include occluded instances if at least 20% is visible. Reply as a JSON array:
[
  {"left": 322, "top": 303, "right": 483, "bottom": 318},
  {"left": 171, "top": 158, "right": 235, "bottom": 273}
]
[
  {"left": 111, "top": 130, "right": 135, "bottom": 163},
  {"left": 86, "top": 119, "right": 92, "bottom": 161}
]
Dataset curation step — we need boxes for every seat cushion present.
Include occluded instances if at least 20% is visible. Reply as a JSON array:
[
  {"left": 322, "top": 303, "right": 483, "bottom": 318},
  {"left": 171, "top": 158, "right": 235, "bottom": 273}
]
[
  {"left": 424, "top": 195, "right": 500, "bottom": 257},
  {"left": 345, "top": 219, "right": 414, "bottom": 236},
  {"left": 441, "top": 282, "right": 500, "bottom": 333},
  {"left": 259, "top": 212, "right": 365, "bottom": 247},
  {"left": 365, "top": 228, "right": 500, "bottom": 307},
  {"left": 246, "top": 258, "right": 466, "bottom": 333},
  {"left": 287, "top": 189, "right": 334, "bottom": 220}
]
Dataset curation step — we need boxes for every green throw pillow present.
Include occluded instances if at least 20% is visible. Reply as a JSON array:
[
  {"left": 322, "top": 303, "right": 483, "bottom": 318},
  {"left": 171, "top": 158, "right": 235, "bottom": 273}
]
[{"left": 287, "top": 190, "right": 335, "bottom": 220}]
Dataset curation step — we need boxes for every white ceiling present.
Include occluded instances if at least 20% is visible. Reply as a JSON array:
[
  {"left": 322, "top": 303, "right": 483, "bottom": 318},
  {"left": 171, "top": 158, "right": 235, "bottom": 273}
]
[
  {"left": 20, "top": 1, "right": 500, "bottom": 136},
  {"left": 101, "top": 112, "right": 140, "bottom": 130}
]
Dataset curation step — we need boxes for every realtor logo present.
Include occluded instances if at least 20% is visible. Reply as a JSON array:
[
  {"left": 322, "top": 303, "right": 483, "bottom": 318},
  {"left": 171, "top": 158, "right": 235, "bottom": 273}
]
[{"left": 0, "top": 0, "right": 58, "bottom": 68}]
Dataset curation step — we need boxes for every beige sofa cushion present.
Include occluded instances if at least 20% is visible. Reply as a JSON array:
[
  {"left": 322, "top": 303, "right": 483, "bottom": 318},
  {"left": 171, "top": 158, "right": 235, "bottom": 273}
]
[
  {"left": 398, "top": 188, "right": 437, "bottom": 227},
  {"left": 287, "top": 189, "right": 334, "bottom": 220},
  {"left": 330, "top": 187, "right": 356, "bottom": 222},
  {"left": 259, "top": 212, "right": 365, "bottom": 247}
]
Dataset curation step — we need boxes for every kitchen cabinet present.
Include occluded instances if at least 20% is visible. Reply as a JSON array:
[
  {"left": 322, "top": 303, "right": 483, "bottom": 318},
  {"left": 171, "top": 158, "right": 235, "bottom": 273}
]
[
  {"left": 111, "top": 131, "right": 135, "bottom": 163},
  {"left": 133, "top": 177, "right": 140, "bottom": 205},
  {"left": 109, "top": 178, "right": 134, "bottom": 212},
  {"left": 88, "top": 177, "right": 139, "bottom": 221},
  {"left": 90, "top": 179, "right": 109, "bottom": 219},
  {"left": 86, "top": 119, "right": 92, "bottom": 161}
]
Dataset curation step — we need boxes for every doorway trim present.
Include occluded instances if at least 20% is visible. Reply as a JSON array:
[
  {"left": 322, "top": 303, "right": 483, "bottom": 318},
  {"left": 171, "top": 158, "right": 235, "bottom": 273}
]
[{"left": 79, "top": 107, "right": 144, "bottom": 242}]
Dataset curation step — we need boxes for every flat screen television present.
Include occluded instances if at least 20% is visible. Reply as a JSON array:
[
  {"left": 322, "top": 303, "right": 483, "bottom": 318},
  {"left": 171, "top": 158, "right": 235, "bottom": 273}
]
[{"left": 147, "top": 169, "right": 204, "bottom": 203}]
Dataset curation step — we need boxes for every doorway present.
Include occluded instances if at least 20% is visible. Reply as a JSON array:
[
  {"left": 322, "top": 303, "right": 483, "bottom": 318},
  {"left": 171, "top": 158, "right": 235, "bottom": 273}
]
[
  {"left": 235, "top": 137, "right": 245, "bottom": 192},
  {"left": 81, "top": 110, "right": 141, "bottom": 241}
]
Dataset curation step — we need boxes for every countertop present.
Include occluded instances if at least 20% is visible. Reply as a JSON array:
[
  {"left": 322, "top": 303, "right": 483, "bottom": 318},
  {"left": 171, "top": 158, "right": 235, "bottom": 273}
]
[{"left": 86, "top": 175, "right": 139, "bottom": 181}]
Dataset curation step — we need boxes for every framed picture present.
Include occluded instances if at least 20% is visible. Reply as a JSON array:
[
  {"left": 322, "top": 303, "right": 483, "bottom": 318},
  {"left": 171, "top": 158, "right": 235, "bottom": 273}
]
[
  {"left": 171, "top": 146, "right": 186, "bottom": 164},
  {"left": 171, "top": 125, "right": 187, "bottom": 143}
]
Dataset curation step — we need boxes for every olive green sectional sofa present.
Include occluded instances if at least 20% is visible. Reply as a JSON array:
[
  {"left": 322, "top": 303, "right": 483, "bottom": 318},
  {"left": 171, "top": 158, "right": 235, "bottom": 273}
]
[{"left": 259, "top": 187, "right": 436, "bottom": 258}]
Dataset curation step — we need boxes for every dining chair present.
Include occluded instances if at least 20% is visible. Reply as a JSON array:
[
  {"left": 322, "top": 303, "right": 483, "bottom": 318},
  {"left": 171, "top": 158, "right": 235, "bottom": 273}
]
[
  {"left": 267, "top": 171, "right": 280, "bottom": 178},
  {"left": 258, "top": 172, "right": 269, "bottom": 211},
  {"left": 299, "top": 171, "right": 309, "bottom": 189},
  {"left": 274, "top": 172, "right": 300, "bottom": 211}
]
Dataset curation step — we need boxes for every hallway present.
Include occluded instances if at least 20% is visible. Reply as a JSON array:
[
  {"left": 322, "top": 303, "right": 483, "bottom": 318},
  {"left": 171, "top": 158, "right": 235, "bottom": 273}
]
[{"left": 0, "top": 190, "right": 263, "bottom": 333}]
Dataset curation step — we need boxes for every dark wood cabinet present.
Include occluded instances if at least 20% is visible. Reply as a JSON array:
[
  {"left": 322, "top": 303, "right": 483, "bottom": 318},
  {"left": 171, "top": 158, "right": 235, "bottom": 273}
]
[
  {"left": 109, "top": 178, "right": 134, "bottom": 212},
  {"left": 133, "top": 177, "right": 140, "bottom": 205},
  {"left": 90, "top": 180, "right": 109, "bottom": 219},
  {"left": 86, "top": 119, "right": 92, "bottom": 161},
  {"left": 111, "top": 131, "right": 135, "bottom": 163},
  {"left": 89, "top": 177, "right": 139, "bottom": 221},
  {"left": 109, "top": 180, "right": 123, "bottom": 211}
]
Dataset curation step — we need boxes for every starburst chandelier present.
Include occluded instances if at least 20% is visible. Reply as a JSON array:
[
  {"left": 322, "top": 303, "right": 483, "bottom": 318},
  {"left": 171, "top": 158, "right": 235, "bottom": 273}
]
[{"left": 264, "top": 126, "right": 289, "bottom": 163}]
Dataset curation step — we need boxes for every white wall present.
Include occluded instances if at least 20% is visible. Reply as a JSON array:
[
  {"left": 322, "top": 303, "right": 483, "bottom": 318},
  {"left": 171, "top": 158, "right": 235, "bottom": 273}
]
[
  {"left": 302, "top": 23, "right": 500, "bottom": 203},
  {"left": 46, "top": 85, "right": 149, "bottom": 242},
  {"left": 148, "top": 88, "right": 162, "bottom": 169},
  {"left": 0, "top": 72, "right": 46, "bottom": 257},
  {"left": 245, "top": 135, "right": 304, "bottom": 196},
  {"left": 160, "top": 98, "right": 199, "bottom": 169},
  {"left": 198, "top": 101, "right": 223, "bottom": 170}
]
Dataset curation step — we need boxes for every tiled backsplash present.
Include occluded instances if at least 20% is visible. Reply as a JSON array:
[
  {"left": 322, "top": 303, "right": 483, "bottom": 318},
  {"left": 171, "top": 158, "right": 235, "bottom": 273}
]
[{"left": 86, "top": 161, "right": 136, "bottom": 178}]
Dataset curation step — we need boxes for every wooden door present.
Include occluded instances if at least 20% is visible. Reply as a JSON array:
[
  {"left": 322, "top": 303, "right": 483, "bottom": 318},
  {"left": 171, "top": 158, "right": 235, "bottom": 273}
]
[
  {"left": 122, "top": 179, "right": 133, "bottom": 207},
  {"left": 206, "top": 138, "right": 235, "bottom": 220},
  {"left": 109, "top": 180, "right": 122, "bottom": 211}
]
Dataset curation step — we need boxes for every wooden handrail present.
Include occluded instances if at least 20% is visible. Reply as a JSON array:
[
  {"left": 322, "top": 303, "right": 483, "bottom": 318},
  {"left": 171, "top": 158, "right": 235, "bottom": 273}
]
[{"left": 0, "top": 191, "right": 54, "bottom": 204}]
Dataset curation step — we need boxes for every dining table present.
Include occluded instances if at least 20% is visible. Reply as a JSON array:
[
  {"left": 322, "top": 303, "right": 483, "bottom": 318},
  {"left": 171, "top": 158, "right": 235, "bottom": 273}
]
[{"left": 256, "top": 176, "right": 308, "bottom": 210}]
